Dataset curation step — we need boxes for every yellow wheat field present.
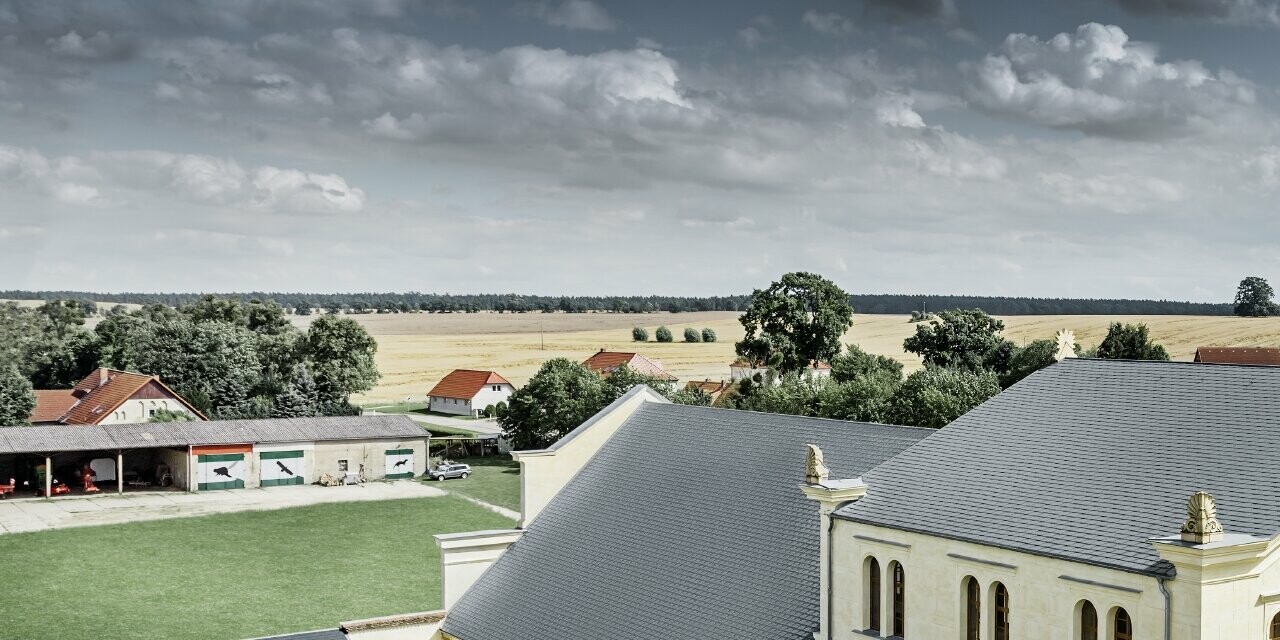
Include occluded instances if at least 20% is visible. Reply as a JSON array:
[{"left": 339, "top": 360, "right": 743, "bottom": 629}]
[{"left": 327, "top": 312, "right": 1280, "bottom": 403}]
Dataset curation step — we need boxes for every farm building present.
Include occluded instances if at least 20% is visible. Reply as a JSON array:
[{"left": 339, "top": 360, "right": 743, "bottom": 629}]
[
  {"left": 729, "top": 357, "right": 831, "bottom": 382},
  {"left": 683, "top": 379, "right": 732, "bottom": 405},
  {"left": 427, "top": 370, "right": 515, "bottom": 417},
  {"left": 30, "top": 368, "right": 206, "bottom": 425},
  {"left": 1193, "top": 346, "right": 1280, "bottom": 366},
  {"left": 582, "top": 349, "right": 677, "bottom": 382},
  {"left": 0, "top": 415, "right": 427, "bottom": 497}
]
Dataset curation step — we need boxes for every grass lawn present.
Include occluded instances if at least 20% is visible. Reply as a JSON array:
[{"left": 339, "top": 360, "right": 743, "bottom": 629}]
[
  {"left": 0, "top": 495, "right": 514, "bottom": 640},
  {"left": 426, "top": 457, "right": 521, "bottom": 512},
  {"left": 365, "top": 403, "right": 479, "bottom": 420},
  {"left": 423, "top": 424, "right": 481, "bottom": 437}
]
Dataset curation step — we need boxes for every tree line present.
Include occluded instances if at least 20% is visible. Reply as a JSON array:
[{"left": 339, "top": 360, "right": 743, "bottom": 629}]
[
  {"left": 0, "top": 290, "right": 1233, "bottom": 316},
  {"left": 0, "top": 296, "right": 380, "bottom": 426}
]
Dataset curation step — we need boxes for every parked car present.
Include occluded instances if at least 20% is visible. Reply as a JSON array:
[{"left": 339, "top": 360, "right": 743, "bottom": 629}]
[{"left": 428, "top": 463, "right": 471, "bottom": 481}]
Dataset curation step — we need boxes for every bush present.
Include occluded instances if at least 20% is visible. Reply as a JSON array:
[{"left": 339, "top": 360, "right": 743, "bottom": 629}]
[
  {"left": 655, "top": 326, "right": 673, "bottom": 343},
  {"left": 702, "top": 328, "right": 717, "bottom": 342},
  {"left": 683, "top": 327, "right": 701, "bottom": 342},
  {"left": 631, "top": 326, "right": 649, "bottom": 342}
]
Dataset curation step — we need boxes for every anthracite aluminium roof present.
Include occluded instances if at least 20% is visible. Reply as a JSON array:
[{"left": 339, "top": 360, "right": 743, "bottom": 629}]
[
  {"left": 441, "top": 400, "right": 931, "bottom": 640},
  {"left": 0, "top": 415, "right": 426, "bottom": 454},
  {"left": 836, "top": 358, "right": 1280, "bottom": 577}
]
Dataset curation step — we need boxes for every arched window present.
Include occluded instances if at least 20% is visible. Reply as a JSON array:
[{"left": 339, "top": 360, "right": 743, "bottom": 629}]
[
  {"left": 891, "top": 562, "right": 906, "bottom": 637},
  {"left": 1113, "top": 608, "right": 1131, "bottom": 640},
  {"left": 867, "top": 558, "right": 881, "bottom": 632},
  {"left": 1079, "top": 601, "right": 1098, "bottom": 640},
  {"left": 993, "top": 582, "right": 1010, "bottom": 640},
  {"left": 963, "top": 577, "right": 980, "bottom": 640},
  {"left": 1270, "top": 612, "right": 1280, "bottom": 640}
]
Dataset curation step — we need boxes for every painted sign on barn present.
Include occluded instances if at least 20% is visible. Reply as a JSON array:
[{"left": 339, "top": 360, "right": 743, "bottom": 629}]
[
  {"left": 197, "top": 453, "right": 245, "bottom": 490},
  {"left": 385, "top": 449, "right": 414, "bottom": 479},
  {"left": 260, "top": 450, "right": 305, "bottom": 487}
]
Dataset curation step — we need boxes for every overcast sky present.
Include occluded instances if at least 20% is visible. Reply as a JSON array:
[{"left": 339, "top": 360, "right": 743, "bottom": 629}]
[{"left": 1, "top": 0, "right": 1278, "bottom": 300}]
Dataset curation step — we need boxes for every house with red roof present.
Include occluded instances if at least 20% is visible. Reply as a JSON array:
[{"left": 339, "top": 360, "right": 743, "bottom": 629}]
[
  {"left": 29, "top": 368, "right": 207, "bottom": 426},
  {"left": 1193, "top": 346, "right": 1280, "bottom": 366},
  {"left": 427, "top": 370, "right": 516, "bottom": 417},
  {"left": 582, "top": 350, "right": 678, "bottom": 382},
  {"left": 729, "top": 357, "right": 831, "bottom": 383}
]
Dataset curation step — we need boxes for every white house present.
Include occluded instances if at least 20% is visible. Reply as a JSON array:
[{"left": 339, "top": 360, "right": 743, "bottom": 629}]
[
  {"left": 729, "top": 357, "right": 832, "bottom": 382},
  {"left": 426, "top": 370, "right": 515, "bottom": 417},
  {"left": 29, "top": 368, "right": 206, "bottom": 426}
]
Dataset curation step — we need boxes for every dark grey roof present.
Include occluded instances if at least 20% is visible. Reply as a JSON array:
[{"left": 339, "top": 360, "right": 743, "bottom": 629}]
[
  {"left": 0, "top": 415, "right": 425, "bottom": 454},
  {"left": 835, "top": 358, "right": 1280, "bottom": 577},
  {"left": 246, "top": 628, "right": 346, "bottom": 640},
  {"left": 441, "top": 401, "right": 931, "bottom": 640}
]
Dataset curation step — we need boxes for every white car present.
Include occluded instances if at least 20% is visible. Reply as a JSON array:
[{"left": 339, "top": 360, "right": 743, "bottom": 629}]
[{"left": 428, "top": 463, "right": 472, "bottom": 481}]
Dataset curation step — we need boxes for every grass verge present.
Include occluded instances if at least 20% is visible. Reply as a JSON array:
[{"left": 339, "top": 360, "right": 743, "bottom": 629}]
[{"left": 424, "top": 457, "right": 521, "bottom": 512}]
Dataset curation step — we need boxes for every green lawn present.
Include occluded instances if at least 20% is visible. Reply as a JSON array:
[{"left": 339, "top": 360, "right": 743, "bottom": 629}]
[
  {"left": 0, "top": 495, "right": 514, "bottom": 640},
  {"left": 426, "top": 457, "right": 521, "bottom": 512},
  {"left": 365, "top": 403, "right": 480, "bottom": 420}
]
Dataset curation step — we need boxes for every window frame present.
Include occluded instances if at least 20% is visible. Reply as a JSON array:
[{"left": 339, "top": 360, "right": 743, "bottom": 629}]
[
  {"left": 964, "top": 576, "right": 981, "bottom": 640},
  {"left": 992, "top": 582, "right": 1009, "bottom": 640},
  {"left": 891, "top": 561, "right": 906, "bottom": 637},
  {"left": 1112, "top": 607, "right": 1131, "bottom": 640},
  {"left": 1079, "top": 600, "right": 1098, "bottom": 640},
  {"left": 867, "top": 557, "right": 881, "bottom": 633}
]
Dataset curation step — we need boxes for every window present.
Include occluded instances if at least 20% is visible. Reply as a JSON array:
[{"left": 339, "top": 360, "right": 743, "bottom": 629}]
[
  {"left": 1079, "top": 601, "right": 1098, "bottom": 640},
  {"left": 1270, "top": 612, "right": 1280, "bottom": 640},
  {"left": 148, "top": 409, "right": 156, "bottom": 417},
  {"left": 1112, "top": 608, "right": 1131, "bottom": 640},
  {"left": 891, "top": 561, "right": 905, "bottom": 637},
  {"left": 867, "top": 558, "right": 881, "bottom": 632},
  {"left": 964, "top": 577, "right": 980, "bottom": 640},
  {"left": 993, "top": 582, "right": 1009, "bottom": 640}
]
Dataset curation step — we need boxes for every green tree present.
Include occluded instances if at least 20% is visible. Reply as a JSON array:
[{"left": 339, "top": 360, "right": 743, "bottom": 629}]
[
  {"left": 731, "top": 373, "right": 825, "bottom": 416},
  {"left": 148, "top": 408, "right": 195, "bottom": 423},
  {"left": 500, "top": 359, "right": 608, "bottom": 450},
  {"left": 655, "top": 326, "right": 673, "bottom": 343},
  {"left": 902, "top": 309, "right": 1014, "bottom": 374},
  {"left": 1001, "top": 339, "right": 1066, "bottom": 388},
  {"left": 0, "top": 362, "right": 35, "bottom": 426},
  {"left": 181, "top": 294, "right": 248, "bottom": 326},
  {"left": 670, "top": 386, "right": 713, "bottom": 406},
  {"left": 889, "top": 367, "right": 1001, "bottom": 428},
  {"left": 246, "top": 299, "right": 292, "bottom": 335},
  {"left": 701, "top": 328, "right": 717, "bottom": 343},
  {"left": 817, "top": 370, "right": 900, "bottom": 423},
  {"left": 830, "top": 344, "right": 903, "bottom": 383},
  {"left": 130, "top": 317, "right": 264, "bottom": 418},
  {"left": 631, "top": 326, "right": 649, "bottom": 342},
  {"left": 272, "top": 364, "right": 320, "bottom": 418},
  {"left": 683, "top": 327, "right": 701, "bottom": 343},
  {"left": 295, "top": 302, "right": 313, "bottom": 316},
  {"left": 36, "top": 300, "right": 86, "bottom": 340},
  {"left": 736, "top": 272, "right": 854, "bottom": 374},
  {"left": 1095, "top": 323, "right": 1170, "bottom": 361},
  {"left": 302, "top": 315, "right": 380, "bottom": 413},
  {"left": 600, "top": 364, "right": 675, "bottom": 399},
  {"left": 1234, "top": 276, "right": 1277, "bottom": 317}
]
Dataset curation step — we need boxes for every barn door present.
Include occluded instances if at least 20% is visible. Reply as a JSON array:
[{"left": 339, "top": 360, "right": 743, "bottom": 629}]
[
  {"left": 385, "top": 449, "right": 414, "bottom": 479},
  {"left": 197, "top": 453, "right": 245, "bottom": 490},
  {"left": 260, "top": 450, "right": 305, "bottom": 486}
]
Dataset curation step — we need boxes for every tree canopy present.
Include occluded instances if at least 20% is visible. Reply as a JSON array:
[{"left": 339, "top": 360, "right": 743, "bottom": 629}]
[
  {"left": 0, "top": 363, "right": 35, "bottom": 427},
  {"left": 1234, "top": 276, "right": 1276, "bottom": 317},
  {"left": 1095, "top": 323, "right": 1170, "bottom": 361},
  {"left": 736, "top": 272, "right": 854, "bottom": 374},
  {"left": 902, "top": 309, "right": 1014, "bottom": 374}
]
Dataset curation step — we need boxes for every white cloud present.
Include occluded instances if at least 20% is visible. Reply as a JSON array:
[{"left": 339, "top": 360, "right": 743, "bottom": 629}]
[
  {"left": 875, "top": 94, "right": 926, "bottom": 128},
  {"left": 0, "top": 145, "right": 102, "bottom": 204},
  {"left": 802, "top": 10, "right": 855, "bottom": 36},
  {"left": 1039, "top": 171, "right": 1185, "bottom": 214},
  {"left": 1247, "top": 147, "right": 1280, "bottom": 188},
  {"left": 963, "top": 23, "right": 1258, "bottom": 138},
  {"left": 520, "top": 0, "right": 617, "bottom": 31},
  {"left": 46, "top": 30, "right": 133, "bottom": 60}
]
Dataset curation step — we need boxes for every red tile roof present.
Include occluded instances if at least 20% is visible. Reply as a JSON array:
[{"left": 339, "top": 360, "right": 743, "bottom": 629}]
[
  {"left": 428, "top": 370, "right": 512, "bottom": 400},
  {"left": 30, "top": 390, "right": 78, "bottom": 424},
  {"left": 1193, "top": 347, "right": 1280, "bottom": 366},
  {"left": 684, "top": 379, "right": 731, "bottom": 397},
  {"left": 53, "top": 368, "right": 207, "bottom": 425},
  {"left": 583, "top": 351, "right": 678, "bottom": 381}
]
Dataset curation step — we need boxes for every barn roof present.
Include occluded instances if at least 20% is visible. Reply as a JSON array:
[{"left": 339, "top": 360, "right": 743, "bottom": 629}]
[
  {"left": 427, "top": 370, "right": 512, "bottom": 400},
  {"left": 1193, "top": 346, "right": 1280, "bottom": 366},
  {"left": 582, "top": 350, "right": 677, "bottom": 381},
  {"left": 0, "top": 415, "right": 425, "bottom": 454}
]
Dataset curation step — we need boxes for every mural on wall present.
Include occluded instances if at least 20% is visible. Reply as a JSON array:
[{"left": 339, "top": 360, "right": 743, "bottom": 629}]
[
  {"left": 385, "top": 449, "right": 414, "bottom": 479},
  {"left": 261, "top": 450, "right": 305, "bottom": 487},
  {"left": 197, "top": 454, "right": 245, "bottom": 490}
]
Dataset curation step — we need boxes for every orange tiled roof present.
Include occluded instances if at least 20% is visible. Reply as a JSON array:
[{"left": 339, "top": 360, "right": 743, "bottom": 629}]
[
  {"left": 685, "top": 379, "right": 730, "bottom": 395},
  {"left": 583, "top": 351, "right": 677, "bottom": 381},
  {"left": 30, "top": 390, "right": 78, "bottom": 424},
  {"left": 428, "top": 370, "right": 512, "bottom": 400},
  {"left": 1194, "top": 347, "right": 1280, "bottom": 366},
  {"left": 58, "top": 368, "right": 207, "bottom": 425}
]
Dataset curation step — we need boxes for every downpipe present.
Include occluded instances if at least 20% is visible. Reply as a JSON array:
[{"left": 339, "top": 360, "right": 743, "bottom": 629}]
[{"left": 1158, "top": 576, "right": 1172, "bottom": 640}]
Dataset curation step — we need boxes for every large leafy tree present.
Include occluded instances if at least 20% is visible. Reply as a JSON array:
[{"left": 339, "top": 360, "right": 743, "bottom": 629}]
[
  {"left": 301, "top": 315, "right": 380, "bottom": 413},
  {"left": 1001, "top": 339, "right": 1066, "bottom": 388},
  {"left": 500, "top": 359, "right": 609, "bottom": 450},
  {"left": 888, "top": 366, "right": 1001, "bottom": 428},
  {"left": 1095, "top": 323, "right": 1170, "bottom": 361},
  {"left": 1234, "top": 276, "right": 1277, "bottom": 317},
  {"left": 0, "top": 362, "right": 35, "bottom": 426},
  {"left": 830, "top": 344, "right": 903, "bottom": 383},
  {"left": 818, "top": 370, "right": 900, "bottom": 423},
  {"left": 903, "top": 309, "right": 1014, "bottom": 374},
  {"left": 736, "top": 272, "right": 854, "bottom": 374}
]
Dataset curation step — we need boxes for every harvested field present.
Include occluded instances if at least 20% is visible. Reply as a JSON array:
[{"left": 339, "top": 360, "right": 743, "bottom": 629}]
[{"left": 318, "top": 312, "right": 1280, "bottom": 403}]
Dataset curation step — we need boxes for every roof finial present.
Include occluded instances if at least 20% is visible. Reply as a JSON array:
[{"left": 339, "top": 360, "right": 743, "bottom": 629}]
[
  {"left": 1180, "top": 491, "right": 1224, "bottom": 544},
  {"left": 1053, "top": 329, "right": 1077, "bottom": 362},
  {"left": 805, "top": 444, "right": 830, "bottom": 485}
]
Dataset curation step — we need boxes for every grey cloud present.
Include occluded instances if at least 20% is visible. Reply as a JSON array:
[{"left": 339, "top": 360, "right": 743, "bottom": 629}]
[
  {"left": 802, "top": 10, "right": 856, "bottom": 36},
  {"left": 46, "top": 30, "right": 136, "bottom": 61},
  {"left": 1112, "top": 0, "right": 1280, "bottom": 26},
  {"left": 862, "top": 0, "right": 959, "bottom": 23},
  {"left": 516, "top": 0, "right": 617, "bottom": 31}
]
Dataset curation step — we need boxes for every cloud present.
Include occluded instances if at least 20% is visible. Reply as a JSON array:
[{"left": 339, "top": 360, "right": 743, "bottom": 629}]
[
  {"left": 802, "top": 10, "right": 855, "bottom": 36},
  {"left": 962, "top": 23, "right": 1258, "bottom": 138},
  {"left": 1112, "top": 0, "right": 1280, "bottom": 27},
  {"left": 0, "top": 145, "right": 102, "bottom": 204},
  {"left": 862, "top": 0, "right": 959, "bottom": 23},
  {"left": 1247, "top": 147, "right": 1280, "bottom": 188},
  {"left": 1039, "top": 171, "right": 1184, "bottom": 214},
  {"left": 518, "top": 0, "right": 617, "bottom": 31},
  {"left": 875, "top": 93, "right": 926, "bottom": 128},
  {"left": 738, "top": 15, "right": 774, "bottom": 49},
  {"left": 46, "top": 30, "right": 135, "bottom": 60}
]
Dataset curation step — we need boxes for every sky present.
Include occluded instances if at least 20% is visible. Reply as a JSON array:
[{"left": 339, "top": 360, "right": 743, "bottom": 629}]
[{"left": 0, "top": 0, "right": 1278, "bottom": 300}]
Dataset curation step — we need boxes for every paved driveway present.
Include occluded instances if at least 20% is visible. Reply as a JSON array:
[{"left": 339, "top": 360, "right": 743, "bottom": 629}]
[{"left": 0, "top": 482, "right": 447, "bottom": 534}]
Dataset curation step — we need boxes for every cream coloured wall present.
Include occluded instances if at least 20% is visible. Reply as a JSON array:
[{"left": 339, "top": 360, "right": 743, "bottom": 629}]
[
  {"left": 435, "top": 529, "right": 524, "bottom": 610},
  {"left": 311, "top": 437, "right": 428, "bottom": 480},
  {"left": 1154, "top": 534, "right": 1280, "bottom": 640},
  {"left": 98, "top": 398, "right": 194, "bottom": 424},
  {"left": 430, "top": 396, "right": 474, "bottom": 416},
  {"left": 831, "top": 520, "right": 1167, "bottom": 640}
]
